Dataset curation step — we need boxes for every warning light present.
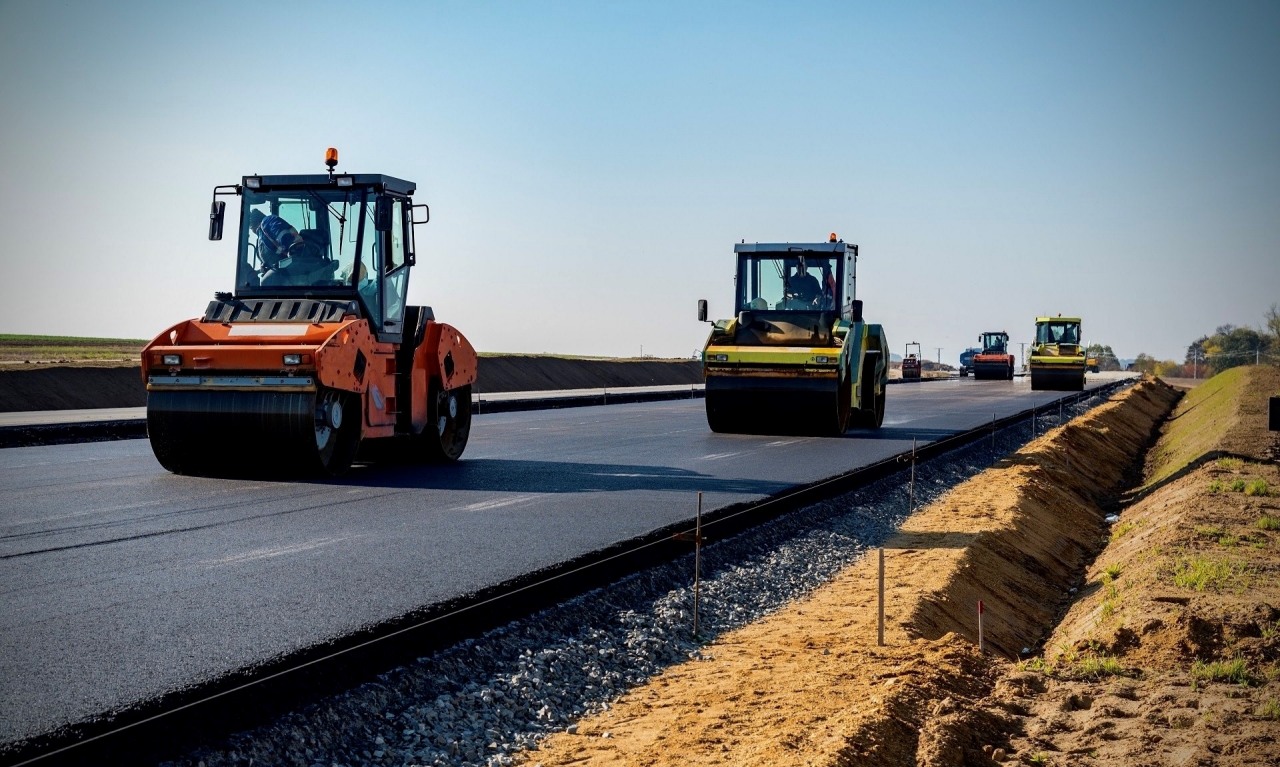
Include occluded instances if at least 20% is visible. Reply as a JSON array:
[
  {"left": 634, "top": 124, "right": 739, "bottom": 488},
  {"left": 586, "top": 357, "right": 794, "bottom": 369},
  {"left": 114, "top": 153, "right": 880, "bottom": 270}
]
[
  {"left": 325, "top": 147, "right": 339, "bottom": 171},
  {"left": 828, "top": 232, "right": 838, "bottom": 242}
]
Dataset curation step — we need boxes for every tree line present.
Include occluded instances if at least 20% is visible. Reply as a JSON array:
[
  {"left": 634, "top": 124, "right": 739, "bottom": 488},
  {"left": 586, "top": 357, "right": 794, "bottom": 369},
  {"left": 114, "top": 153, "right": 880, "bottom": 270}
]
[{"left": 1131, "top": 304, "right": 1280, "bottom": 378}]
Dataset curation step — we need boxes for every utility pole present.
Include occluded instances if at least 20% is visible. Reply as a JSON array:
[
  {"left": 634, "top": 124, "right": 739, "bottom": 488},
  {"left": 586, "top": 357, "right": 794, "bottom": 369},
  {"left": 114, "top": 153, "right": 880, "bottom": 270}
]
[
  {"left": 935, "top": 347, "right": 942, "bottom": 364},
  {"left": 1019, "top": 342, "right": 1027, "bottom": 370}
]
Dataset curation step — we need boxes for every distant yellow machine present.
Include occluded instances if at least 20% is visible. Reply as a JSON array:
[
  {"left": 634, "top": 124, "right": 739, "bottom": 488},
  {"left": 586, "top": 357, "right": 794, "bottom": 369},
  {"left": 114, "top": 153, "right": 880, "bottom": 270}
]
[{"left": 1029, "top": 316, "right": 1085, "bottom": 391}]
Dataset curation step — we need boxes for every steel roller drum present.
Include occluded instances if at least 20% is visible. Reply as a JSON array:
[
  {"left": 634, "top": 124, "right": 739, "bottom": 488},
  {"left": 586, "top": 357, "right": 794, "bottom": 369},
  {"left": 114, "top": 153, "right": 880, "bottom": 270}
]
[
  {"left": 146, "top": 388, "right": 359, "bottom": 476},
  {"left": 704, "top": 376, "right": 845, "bottom": 436}
]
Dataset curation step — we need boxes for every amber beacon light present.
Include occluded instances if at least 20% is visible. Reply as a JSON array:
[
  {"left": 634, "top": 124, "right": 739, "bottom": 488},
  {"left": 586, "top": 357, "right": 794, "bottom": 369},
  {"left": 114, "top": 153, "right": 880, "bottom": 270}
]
[{"left": 325, "top": 147, "right": 339, "bottom": 171}]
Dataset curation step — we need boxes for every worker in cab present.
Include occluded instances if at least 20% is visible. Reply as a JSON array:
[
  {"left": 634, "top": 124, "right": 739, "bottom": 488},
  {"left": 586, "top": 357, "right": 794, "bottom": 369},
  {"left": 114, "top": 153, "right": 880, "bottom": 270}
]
[
  {"left": 785, "top": 259, "right": 822, "bottom": 308},
  {"left": 249, "top": 209, "right": 304, "bottom": 285}
]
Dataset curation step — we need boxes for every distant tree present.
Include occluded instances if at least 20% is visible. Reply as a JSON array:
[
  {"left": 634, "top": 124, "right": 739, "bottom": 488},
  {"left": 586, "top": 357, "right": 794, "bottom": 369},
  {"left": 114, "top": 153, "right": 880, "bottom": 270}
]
[
  {"left": 1132, "top": 353, "right": 1157, "bottom": 374},
  {"left": 1266, "top": 303, "right": 1280, "bottom": 343},
  {"left": 1154, "top": 359, "right": 1183, "bottom": 377},
  {"left": 1184, "top": 336, "right": 1208, "bottom": 366},
  {"left": 1203, "top": 326, "right": 1271, "bottom": 375},
  {"left": 1085, "top": 343, "right": 1122, "bottom": 371}
]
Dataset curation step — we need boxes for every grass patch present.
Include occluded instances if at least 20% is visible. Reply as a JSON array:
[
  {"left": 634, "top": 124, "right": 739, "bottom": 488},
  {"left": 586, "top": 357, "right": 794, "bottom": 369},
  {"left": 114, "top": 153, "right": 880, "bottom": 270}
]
[
  {"left": 1028, "top": 753, "right": 1050, "bottom": 766},
  {"left": 1110, "top": 521, "right": 1137, "bottom": 542},
  {"left": 1072, "top": 654, "right": 1127, "bottom": 679},
  {"left": 1194, "top": 524, "right": 1226, "bottom": 538},
  {"left": 1171, "top": 555, "right": 1251, "bottom": 592},
  {"left": 1102, "top": 562, "right": 1122, "bottom": 580},
  {"left": 1144, "top": 368, "right": 1246, "bottom": 487},
  {"left": 1216, "top": 457, "right": 1245, "bottom": 471},
  {"left": 1208, "top": 479, "right": 1224, "bottom": 494},
  {"left": 1259, "top": 515, "right": 1280, "bottom": 531},
  {"left": 1255, "top": 698, "right": 1280, "bottom": 720},
  {"left": 1244, "top": 479, "right": 1270, "bottom": 496},
  {"left": 1190, "top": 658, "right": 1251, "bottom": 685},
  {"left": 1229, "top": 479, "right": 1247, "bottom": 492}
]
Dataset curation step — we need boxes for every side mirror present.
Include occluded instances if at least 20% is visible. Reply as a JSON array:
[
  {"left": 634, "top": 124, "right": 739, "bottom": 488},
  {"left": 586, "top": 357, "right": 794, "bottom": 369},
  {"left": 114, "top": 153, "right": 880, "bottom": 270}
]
[
  {"left": 697, "top": 299, "right": 708, "bottom": 323},
  {"left": 208, "top": 200, "right": 226, "bottom": 241},
  {"left": 411, "top": 203, "right": 430, "bottom": 225},
  {"left": 375, "top": 197, "right": 392, "bottom": 231},
  {"left": 851, "top": 299, "right": 863, "bottom": 323}
]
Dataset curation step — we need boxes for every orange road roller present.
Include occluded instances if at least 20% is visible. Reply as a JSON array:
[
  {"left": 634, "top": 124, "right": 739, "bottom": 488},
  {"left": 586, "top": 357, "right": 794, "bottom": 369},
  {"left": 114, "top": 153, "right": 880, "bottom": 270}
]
[{"left": 141, "top": 149, "right": 476, "bottom": 476}]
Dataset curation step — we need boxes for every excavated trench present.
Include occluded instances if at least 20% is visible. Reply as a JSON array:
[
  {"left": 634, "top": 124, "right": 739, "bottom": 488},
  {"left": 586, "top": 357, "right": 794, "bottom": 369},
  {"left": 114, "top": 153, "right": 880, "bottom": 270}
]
[{"left": 524, "top": 379, "right": 1180, "bottom": 767}]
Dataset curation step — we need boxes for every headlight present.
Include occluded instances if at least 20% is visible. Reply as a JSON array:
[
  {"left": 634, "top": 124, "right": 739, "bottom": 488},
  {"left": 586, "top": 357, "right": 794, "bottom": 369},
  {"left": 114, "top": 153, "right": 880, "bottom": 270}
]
[
  {"left": 711, "top": 353, "right": 729, "bottom": 362},
  {"left": 162, "top": 354, "right": 182, "bottom": 366},
  {"left": 336, "top": 176, "right": 354, "bottom": 188},
  {"left": 283, "top": 354, "right": 302, "bottom": 366},
  {"left": 244, "top": 176, "right": 262, "bottom": 189},
  {"left": 814, "top": 356, "right": 830, "bottom": 364}
]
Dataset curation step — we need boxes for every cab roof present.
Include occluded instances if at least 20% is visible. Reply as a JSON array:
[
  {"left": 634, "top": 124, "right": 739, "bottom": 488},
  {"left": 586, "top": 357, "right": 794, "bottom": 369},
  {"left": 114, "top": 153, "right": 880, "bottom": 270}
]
[
  {"left": 734, "top": 242, "right": 856, "bottom": 254},
  {"left": 1035, "top": 316, "right": 1082, "bottom": 323},
  {"left": 243, "top": 174, "right": 416, "bottom": 196}
]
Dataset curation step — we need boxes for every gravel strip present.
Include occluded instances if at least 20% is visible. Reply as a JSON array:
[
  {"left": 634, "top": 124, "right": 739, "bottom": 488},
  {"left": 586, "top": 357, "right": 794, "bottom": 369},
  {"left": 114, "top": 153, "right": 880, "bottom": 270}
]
[{"left": 166, "top": 388, "right": 1122, "bottom": 767}]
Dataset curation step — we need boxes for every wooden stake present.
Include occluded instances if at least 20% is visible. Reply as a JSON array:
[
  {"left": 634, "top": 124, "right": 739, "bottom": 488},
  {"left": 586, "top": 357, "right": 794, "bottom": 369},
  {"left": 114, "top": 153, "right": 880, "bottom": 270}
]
[{"left": 877, "top": 547, "right": 886, "bottom": 646}]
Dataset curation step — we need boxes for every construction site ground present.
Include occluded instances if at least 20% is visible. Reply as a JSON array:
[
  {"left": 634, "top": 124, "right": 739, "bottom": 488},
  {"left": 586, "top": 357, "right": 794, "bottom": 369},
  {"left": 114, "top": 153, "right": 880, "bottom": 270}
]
[{"left": 523, "top": 367, "right": 1280, "bottom": 767}]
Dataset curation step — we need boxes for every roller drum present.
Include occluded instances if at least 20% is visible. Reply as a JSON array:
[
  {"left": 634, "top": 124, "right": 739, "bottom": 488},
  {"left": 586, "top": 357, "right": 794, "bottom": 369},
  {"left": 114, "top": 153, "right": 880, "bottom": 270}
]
[
  {"left": 147, "top": 388, "right": 360, "bottom": 476},
  {"left": 704, "top": 376, "right": 844, "bottom": 436}
]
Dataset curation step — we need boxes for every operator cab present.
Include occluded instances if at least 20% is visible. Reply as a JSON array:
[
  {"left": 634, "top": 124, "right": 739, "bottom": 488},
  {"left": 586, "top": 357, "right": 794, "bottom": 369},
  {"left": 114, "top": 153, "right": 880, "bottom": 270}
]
[
  {"left": 980, "top": 332, "right": 1009, "bottom": 354},
  {"left": 1036, "top": 319, "right": 1080, "bottom": 346},
  {"left": 207, "top": 151, "right": 427, "bottom": 343}
]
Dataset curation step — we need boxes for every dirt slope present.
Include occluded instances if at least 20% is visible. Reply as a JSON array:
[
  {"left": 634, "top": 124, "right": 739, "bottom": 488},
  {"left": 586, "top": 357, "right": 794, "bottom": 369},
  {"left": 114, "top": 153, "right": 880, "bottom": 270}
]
[{"left": 522, "top": 378, "right": 1186, "bottom": 766}]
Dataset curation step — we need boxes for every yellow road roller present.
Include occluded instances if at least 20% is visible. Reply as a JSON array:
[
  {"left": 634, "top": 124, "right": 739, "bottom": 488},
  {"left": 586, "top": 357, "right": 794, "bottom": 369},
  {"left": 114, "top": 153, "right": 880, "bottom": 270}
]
[{"left": 697, "top": 235, "right": 888, "bottom": 435}]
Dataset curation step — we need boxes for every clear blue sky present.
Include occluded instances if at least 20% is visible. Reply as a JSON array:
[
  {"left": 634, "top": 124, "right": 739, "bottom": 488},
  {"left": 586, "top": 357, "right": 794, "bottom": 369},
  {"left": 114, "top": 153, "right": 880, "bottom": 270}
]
[{"left": 1, "top": 0, "right": 1276, "bottom": 363}]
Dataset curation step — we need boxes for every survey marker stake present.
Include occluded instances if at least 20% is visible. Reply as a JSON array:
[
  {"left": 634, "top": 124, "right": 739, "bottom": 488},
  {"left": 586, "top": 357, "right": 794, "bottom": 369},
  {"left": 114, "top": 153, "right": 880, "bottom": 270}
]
[
  {"left": 978, "top": 599, "right": 985, "bottom": 653},
  {"left": 673, "top": 492, "right": 705, "bottom": 637}
]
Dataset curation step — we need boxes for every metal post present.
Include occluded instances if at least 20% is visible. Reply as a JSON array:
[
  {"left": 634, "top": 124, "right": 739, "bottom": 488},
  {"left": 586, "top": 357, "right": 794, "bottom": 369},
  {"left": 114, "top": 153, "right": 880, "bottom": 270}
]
[
  {"left": 877, "top": 547, "right": 885, "bottom": 646},
  {"left": 908, "top": 438, "right": 917, "bottom": 512},
  {"left": 693, "top": 492, "right": 702, "bottom": 637},
  {"left": 991, "top": 413, "right": 996, "bottom": 454}
]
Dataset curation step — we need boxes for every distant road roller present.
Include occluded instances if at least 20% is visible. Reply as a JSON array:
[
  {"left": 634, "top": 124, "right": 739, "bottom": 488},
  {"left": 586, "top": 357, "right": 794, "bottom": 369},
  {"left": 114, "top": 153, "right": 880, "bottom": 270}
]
[
  {"left": 972, "top": 331, "right": 1015, "bottom": 380},
  {"left": 1029, "top": 315, "right": 1086, "bottom": 391},
  {"left": 697, "top": 235, "right": 888, "bottom": 435},
  {"left": 141, "top": 149, "right": 476, "bottom": 476}
]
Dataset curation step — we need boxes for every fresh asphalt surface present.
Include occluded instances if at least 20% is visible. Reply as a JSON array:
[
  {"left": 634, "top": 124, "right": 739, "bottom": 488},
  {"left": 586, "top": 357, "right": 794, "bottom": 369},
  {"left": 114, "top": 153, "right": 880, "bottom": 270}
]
[{"left": 0, "top": 375, "right": 1125, "bottom": 746}]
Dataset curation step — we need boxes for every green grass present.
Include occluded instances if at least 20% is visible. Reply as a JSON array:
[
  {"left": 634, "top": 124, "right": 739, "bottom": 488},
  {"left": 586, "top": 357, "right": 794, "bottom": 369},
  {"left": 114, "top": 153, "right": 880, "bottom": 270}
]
[
  {"left": 1110, "top": 521, "right": 1137, "bottom": 542},
  {"left": 1208, "top": 479, "right": 1225, "bottom": 494},
  {"left": 1102, "top": 562, "right": 1122, "bottom": 580},
  {"left": 1171, "top": 555, "right": 1252, "bottom": 592},
  {"left": 1258, "top": 515, "right": 1280, "bottom": 531},
  {"left": 1244, "top": 479, "right": 1270, "bottom": 496},
  {"left": 1028, "top": 753, "right": 1050, "bottom": 766},
  {"left": 1216, "top": 457, "right": 1245, "bottom": 471},
  {"left": 0, "top": 334, "right": 149, "bottom": 346},
  {"left": 1255, "top": 698, "right": 1280, "bottom": 720},
  {"left": 1073, "top": 654, "right": 1127, "bottom": 679},
  {"left": 1144, "top": 367, "right": 1247, "bottom": 487},
  {"left": 1190, "top": 658, "right": 1250, "bottom": 685},
  {"left": 1230, "top": 479, "right": 1247, "bottom": 492}
]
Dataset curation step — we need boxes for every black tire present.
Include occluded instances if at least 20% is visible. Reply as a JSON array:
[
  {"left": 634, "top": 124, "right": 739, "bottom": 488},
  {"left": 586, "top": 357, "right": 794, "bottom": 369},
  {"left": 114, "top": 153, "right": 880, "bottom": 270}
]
[
  {"left": 852, "top": 356, "right": 885, "bottom": 429},
  {"left": 420, "top": 382, "right": 472, "bottom": 461},
  {"left": 833, "top": 371, "right": 852, "bottom": 436}
]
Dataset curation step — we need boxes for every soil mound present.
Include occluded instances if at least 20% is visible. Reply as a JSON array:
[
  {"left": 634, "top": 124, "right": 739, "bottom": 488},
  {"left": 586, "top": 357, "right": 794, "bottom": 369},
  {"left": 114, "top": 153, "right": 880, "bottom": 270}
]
[
  {"left": 0, "top": 357, "right": 703, "bottom": 412},
  {"left": 524, "top": 379, "right": 1181, "bottom": 766}
]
